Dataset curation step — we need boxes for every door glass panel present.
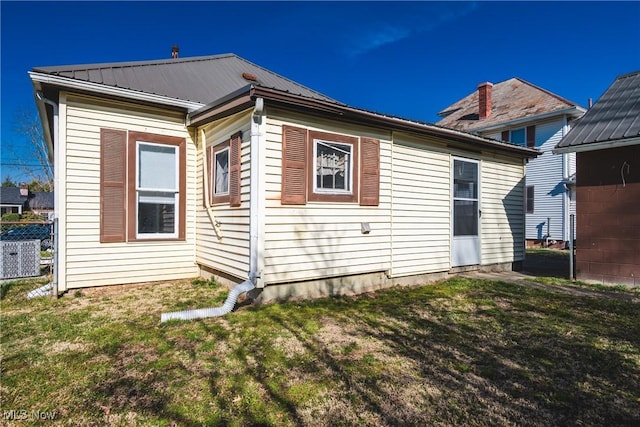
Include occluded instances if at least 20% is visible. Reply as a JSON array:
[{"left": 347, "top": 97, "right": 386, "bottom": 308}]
[
  {"left": 453, "top": 160, "right": 478, "bottom": 198},
  {"left": 454, "top": 200, "right": 478, "bottom": 236}
]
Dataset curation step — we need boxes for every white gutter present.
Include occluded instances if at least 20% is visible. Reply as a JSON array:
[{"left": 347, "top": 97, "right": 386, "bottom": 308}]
[
  {"left": 471, "top": 106, "right": 587, "bottom": 134},
  {"left": 29, "top": 71, "right": 204, "bottom": 112},
  {"left": 34, "top": 91, "right": 59, "bottom": 298},
  {"left": 553, "top": 136, "right": 640, "bottom": 154},
  {"left": 199, "top": 129, "right": 223, "bottom": 239}
]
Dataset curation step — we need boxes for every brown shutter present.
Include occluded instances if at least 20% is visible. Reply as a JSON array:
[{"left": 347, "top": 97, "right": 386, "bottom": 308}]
[
  {"left": 229, "top": 131, "right": 242, "bottom": 207},
  {"left": 359, "top": 137, "right": 380, "bottom": 206},
  {"left": 526, "top": 125, "right": 536, "bottom": 148},
  {"left": 281, "top": 126, "right": 307, "bottom": 205},
  {"left": 100, "top": 128, "right": 127, "bottom": 243},
  {"left": 501, "top": 130, "right": 509, "bottom": 142}
]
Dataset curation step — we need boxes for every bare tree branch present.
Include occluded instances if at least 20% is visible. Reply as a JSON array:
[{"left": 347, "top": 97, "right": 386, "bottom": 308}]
[{"left": 7, "top": 108, "right": 54, "bottom": 191}]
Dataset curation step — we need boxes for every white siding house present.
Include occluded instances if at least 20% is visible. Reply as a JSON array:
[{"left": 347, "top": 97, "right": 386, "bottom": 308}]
[
  {"left": 437, "top": 78, "right": 585, "bottom": 247},
  {"left": 31, "top": 54, "right": 536, "bottom": 299}
]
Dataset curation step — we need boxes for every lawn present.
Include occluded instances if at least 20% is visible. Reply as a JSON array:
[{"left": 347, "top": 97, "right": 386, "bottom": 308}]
[{"left": 1, "top": 276, "right": 639, "bottom": 426}]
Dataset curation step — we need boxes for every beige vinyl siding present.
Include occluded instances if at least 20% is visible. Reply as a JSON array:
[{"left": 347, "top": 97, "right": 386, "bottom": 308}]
[
  {"left": 62, "top": 93, "right": 198, "bottom": 289},
  {"left": 263, "top": 110, "right": 392, "bottom": 284},
  {"left": 195, "top": 110, "right": 252, "bottom": 280},
  {"left": 390, "top": 134, "right": 451, "bottom": 276},
  {"left": 480, "top": 156, "right": 526, "bottom": 263}
]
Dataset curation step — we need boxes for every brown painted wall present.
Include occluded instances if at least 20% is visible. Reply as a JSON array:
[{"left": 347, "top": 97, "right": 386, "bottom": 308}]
[{"left": 576, "top": 144, "right": 640, "bottom": 285}]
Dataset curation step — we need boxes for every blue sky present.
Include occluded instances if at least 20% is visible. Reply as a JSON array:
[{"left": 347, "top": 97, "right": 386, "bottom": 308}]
[{"left": 2, "top": 1, "right": 639, "bottom": 182}]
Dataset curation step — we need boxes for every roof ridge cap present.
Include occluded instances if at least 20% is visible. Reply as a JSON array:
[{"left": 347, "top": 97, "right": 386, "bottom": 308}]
[{"left": 33, "top": 53, "right": 237, "bottom": 72}]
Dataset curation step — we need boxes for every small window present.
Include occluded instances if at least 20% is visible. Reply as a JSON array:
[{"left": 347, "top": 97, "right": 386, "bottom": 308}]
[
  {"left": 210, "top": 143, "right": 230, "bottom": 204},
  {"left": 214, "top": 147, "right": 230, "bottom": 196},
  {"left": 307, "top": 130, "right": 358, "bottom": 203},
  {"left": 314, "top": 139, "right": 352, "bottom": 194},
  {"left": 506, "top": 126, "right": 535, "bottom": 148},
  {"left": 526, "top": 185, "right": 534, "bottom": 213}
]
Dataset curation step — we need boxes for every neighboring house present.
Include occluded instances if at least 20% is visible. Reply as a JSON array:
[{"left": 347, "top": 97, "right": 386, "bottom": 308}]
[
  {"left": 30, "top": 53, "right": 536, "bottom": 299},
  {"left": 0, "top": 185, "right": 53, "bottom": 218},
  {"left": 0, "top": 187, "right": 27, "bottom": 216},
  {"left": 28, "top": 192, "right": 54, "bottom": 218},
  {"left": 436, "top": 78, "right": 586, "bottom": 247},
  {"left": 554, "top": 71, "right": 640, "bottom": 286}
]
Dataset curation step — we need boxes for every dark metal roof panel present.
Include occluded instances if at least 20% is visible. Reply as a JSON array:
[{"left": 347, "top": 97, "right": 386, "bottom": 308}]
[
  {"left": 33, "top": 53, "right": 337, "bottom": 105},
  {"left": 29, "top": 192, "right": 54, "bottom": 210},
  {"left": 556, "top": 71, "right": 640, "bottom": 149}
]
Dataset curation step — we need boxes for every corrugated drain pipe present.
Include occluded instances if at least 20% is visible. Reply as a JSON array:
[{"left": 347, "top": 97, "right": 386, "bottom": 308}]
[
  {"left": 160, "top": 280, "right": 255, "bottom": 322},
  {"left": 160, "top": 98, "right": 264, "bottom": 322}
]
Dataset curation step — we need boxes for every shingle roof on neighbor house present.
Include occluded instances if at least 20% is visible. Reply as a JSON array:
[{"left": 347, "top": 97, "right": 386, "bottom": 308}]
[
  {"left": 437, "top": 77, "right": 584, "bottom": 132},
  {"left": 31, "top": 53, "right": 338, "bottom": 107},
  {"left": 0, "top": 188, "right": 53, "bottom": 211},
  {"left": 0, "top": 187, "right": 27, "bottom": 205},
  {"left": 554, "top": 70, "right": 640, "bottom": 153}
]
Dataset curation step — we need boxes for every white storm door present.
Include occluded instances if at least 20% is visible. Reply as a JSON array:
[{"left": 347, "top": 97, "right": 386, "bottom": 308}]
[{"left": 452, "top": 158, "right": 480, "bottom": 267}]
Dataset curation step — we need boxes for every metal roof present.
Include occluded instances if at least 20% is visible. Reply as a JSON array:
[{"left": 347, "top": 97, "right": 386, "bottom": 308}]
[
  {"left": 437, "top": 78, "right": 584, "bottom": 132},
  {"left": 32, "top": 53, "right": 338, "bottom": 106},
  {"left": 29, "top": 192, "right": 54, "bottom": 210},
  {"left": 555, "top": 71, "right": 640, "bottom": 152}
]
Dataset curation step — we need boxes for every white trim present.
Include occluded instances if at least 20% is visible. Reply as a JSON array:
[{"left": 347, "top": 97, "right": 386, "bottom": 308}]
[
  {"left": 473, "top": 107, "right": 586, "bottom": 133},
  {"left": 57, "top": 94, "right": 68, "bottom": 292},
  {"left": 29, "top": 71, "right": 204, "bottom": 112},
  {"left": 312, "top": 138, "right": 354, "bottom": 195},
  {"left": 135, "top": 141, "right": 179, "bottom": 239},
  {"left": 212, "top": 146, "right": 230, "bottom": 197},
  {"left": 451, "top": 156, "right": 481, "bottom": 267},
  {"left": 553, "top": 137, "right": 640, "bottom": 154}
]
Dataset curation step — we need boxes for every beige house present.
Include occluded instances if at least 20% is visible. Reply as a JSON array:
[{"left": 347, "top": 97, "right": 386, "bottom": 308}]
[{"left": 30, "top": 53, "right": 536, "bottom": 300}]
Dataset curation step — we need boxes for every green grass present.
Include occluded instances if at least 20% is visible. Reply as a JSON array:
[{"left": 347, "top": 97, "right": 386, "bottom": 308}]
[
  {"left": 1, "top": 276, "right": 639, "bottom": 426},
  {"left": 526, "top": 247, "right": 570, "bottom": 258}
]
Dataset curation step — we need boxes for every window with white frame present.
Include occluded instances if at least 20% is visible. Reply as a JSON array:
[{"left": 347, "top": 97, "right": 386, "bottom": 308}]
[
  {"left": 314, "top": 139, "right": 352, "bottom": 194},
  {"left": 136, "top": 142, "right": 179, "bottom": 237},
  {"left": 213, "top": 147, "right": 230, "bottom": 196}
]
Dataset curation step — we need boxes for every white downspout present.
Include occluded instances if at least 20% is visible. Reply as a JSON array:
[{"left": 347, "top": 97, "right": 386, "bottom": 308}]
[
  {"left": 200, "top": 128, "right": 223, "bottom": 239},
  {"left": 249, "top": 97, "right": 265, "bottom": 286},
  {"left": 161, "top": 99, "right": 265, "bottom": 322},
  {"left": 35, "top": 91, "right": 59, "bottom": 298},
  {"left": 562, "top": 116, "right": 570, "bottom": 243}
]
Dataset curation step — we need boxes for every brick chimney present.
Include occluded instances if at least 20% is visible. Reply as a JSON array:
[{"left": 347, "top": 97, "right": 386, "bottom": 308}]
[
  {"left": 19, "top": 183, "right": 29, "bottom": 197},
  {"left": 478, "top": 82, "right": 493, "bottom": 119}
]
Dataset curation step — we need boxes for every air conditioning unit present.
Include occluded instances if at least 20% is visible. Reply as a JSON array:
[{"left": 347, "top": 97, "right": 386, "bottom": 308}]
[{"left": 1, "top": 240, "right": 41, "bottom": 279}]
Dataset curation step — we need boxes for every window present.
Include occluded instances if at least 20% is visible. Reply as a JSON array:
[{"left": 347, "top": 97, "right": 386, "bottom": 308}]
[
  {"left": 206, "top": 132, "right": 242, "bottom": 206},
  {"left": 281, "top": 126, "right": 380, "bottom": 206},
  {"left": 526, "top": 185, "right": 534, "bottom": 213},
  {"left": 502, "top": 126, "right": 536, "bottom": 148},
  {"left": 214, "top": 148, "right": 230, "bottom": 196},
  {"left": 136, "top": 142, "right": 178, "bottom": 237},
  {"left": 307, "top": 131, "right": 358, "bottom": 203},
  {"left": 510, "top": 128, "right": 526, "bottom": 145},
  {"left": 99, "top": 129, "right": 186, "bottom": 243},
  {"left": 314, "top": 140, "right": 352, "bottom": 193}
]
